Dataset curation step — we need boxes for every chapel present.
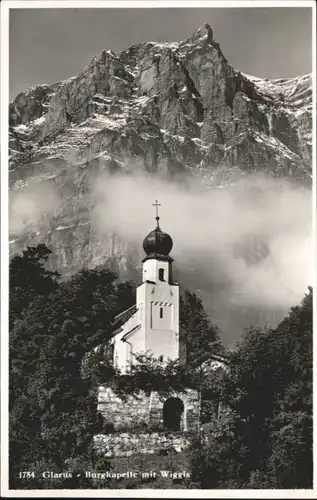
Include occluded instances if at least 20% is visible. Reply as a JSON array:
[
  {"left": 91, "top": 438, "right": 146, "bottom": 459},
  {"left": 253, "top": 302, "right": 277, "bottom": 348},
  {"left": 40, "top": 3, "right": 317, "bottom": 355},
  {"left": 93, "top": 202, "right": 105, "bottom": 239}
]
[
  {"left": 97, "top": 202, "right": 228, "bottom": 432},
  {"left": 97, "top": 202, "right": 201, "bottom": 432},
  {"left": 109, "top": 202, "right": 185, "bottom": 373}
]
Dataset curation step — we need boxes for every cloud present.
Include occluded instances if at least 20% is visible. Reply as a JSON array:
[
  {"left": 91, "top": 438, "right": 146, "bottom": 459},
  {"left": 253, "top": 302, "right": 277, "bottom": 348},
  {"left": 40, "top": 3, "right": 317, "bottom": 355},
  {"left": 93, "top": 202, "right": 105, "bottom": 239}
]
[
  {"left": 9, "top": 179, "right": 61, "bottom": 235},
  {"left": 91, "top": 168, "right": 312, "bottom": 311},
  {"left": 8, "top": 161, "right": 312, "bottom": 345}
]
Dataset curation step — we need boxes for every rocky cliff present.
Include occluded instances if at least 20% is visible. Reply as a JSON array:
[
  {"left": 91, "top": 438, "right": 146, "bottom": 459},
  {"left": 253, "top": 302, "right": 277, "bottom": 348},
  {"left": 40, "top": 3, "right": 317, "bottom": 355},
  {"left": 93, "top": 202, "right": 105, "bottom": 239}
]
[{"left": 9, "top": 25, "right": 312, "bottom": 345}]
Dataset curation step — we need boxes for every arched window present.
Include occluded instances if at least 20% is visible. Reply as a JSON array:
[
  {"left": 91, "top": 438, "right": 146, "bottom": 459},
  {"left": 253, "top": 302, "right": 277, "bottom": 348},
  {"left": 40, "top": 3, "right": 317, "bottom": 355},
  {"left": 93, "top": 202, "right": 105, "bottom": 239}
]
[{"left": 159, "top": 268, "right": 165, "bottom": 281}]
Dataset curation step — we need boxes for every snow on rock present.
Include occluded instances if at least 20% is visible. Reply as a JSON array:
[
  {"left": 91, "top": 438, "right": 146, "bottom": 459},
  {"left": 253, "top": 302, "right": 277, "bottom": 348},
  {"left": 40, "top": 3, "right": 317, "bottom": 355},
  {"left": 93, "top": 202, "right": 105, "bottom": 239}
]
[{"left": 8, "top": 23, "right": 312, "bottom": 287}]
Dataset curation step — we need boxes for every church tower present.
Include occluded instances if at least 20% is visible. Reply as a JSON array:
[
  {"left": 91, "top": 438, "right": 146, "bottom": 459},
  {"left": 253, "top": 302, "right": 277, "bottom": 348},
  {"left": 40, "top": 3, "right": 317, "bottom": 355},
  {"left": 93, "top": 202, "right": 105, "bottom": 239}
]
[
  {"left": 97, "top": 202, "right": 205, "bottom": 436},
  {"left": 111, "top": 201, "right": 182, "bottom": 374}
]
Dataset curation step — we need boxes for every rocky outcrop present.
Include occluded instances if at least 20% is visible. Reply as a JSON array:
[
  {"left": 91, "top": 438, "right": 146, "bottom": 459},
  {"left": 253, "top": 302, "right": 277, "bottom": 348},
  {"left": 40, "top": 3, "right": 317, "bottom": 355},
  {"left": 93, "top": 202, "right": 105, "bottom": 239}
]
[
  {"left": 9, "top": 25, "right": 311, "bottom": 180},
  {"left": 9, "top": 25, "right": 312, "bottom": 341}
]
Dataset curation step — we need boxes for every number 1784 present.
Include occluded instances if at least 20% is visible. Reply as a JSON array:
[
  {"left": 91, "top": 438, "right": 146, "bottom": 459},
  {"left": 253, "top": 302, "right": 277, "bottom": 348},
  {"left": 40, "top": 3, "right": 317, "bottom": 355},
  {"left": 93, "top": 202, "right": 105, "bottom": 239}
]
[{"left": 19, "top": 471, "right": 35, "bottom": 479}]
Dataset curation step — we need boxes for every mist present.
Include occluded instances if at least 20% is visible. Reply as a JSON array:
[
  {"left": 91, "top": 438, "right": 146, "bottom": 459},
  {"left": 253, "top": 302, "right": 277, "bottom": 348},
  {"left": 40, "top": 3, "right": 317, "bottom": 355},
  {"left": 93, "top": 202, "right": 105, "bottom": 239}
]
[
  {"left": 92, "top": 169, "right": 312, "bottom": 310},
  {"left": 9, "top": 165, "right": 312, "bottom": 329},
  {"left": 9, "top": 179, "right": 61, "bottom": 235}
]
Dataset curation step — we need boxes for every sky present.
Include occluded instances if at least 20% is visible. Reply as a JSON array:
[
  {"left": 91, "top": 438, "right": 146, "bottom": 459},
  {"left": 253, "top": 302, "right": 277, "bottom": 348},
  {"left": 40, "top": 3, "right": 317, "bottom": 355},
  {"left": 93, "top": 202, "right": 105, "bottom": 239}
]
[{"left": 9, "top": 6, "right": 313, "bottom": 100}]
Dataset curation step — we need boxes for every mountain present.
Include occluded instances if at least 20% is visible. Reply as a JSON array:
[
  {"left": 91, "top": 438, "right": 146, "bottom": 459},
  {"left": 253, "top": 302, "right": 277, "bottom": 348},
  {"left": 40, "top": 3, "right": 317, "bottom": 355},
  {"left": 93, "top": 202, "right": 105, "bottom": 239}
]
[{"left": 9, "top": 25, "right": 312, "bottom": 345}]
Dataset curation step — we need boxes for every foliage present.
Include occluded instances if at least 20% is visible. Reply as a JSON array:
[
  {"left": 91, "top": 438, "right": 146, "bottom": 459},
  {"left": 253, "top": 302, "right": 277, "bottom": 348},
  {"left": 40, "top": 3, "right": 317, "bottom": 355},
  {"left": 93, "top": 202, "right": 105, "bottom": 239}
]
[
  {"left": 180, "top": 290, "right": 224, "bottom": 367},
  {"left": 189, "top": 288, "right": 313, "bottom": 489},
  {"left": 10, "top": 244, "right": 311, "bottom": 490},
  {"left": 91, "top": 351, "right": 228, "bottom": 410},
  {"left": 9, "top": 244, "right": 59, "bottom": 329},
  {"left": 9, "top": 245, "right": 135, "bottom": 489}
]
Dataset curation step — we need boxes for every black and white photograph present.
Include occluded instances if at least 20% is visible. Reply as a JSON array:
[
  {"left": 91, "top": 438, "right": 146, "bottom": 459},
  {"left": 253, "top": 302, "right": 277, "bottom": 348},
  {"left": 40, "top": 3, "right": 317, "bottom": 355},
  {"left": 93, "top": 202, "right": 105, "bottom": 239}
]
[{"left": 1, "top": 0, "right": 315, "bottom": 496}]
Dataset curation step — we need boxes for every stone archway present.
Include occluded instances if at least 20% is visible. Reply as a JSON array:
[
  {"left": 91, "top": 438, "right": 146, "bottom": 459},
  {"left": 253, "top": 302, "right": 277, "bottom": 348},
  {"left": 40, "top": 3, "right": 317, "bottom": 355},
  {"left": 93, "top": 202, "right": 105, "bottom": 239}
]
[{"left": 163, "top": 397, "right": 184, "bottom": 431}]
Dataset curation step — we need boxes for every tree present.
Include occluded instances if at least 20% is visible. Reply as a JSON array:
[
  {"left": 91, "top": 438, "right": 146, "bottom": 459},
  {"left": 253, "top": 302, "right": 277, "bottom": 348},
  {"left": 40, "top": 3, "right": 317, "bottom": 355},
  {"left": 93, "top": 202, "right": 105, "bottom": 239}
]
[
  {"left": 180, "top": 290, "right": 223, "bottom": 367},
  {"left": 9, "top": 244, "right": 59, "bottom": 329},
  {"left": 263, "top": 288, "right": 313, "bottom": 488},
  {"left": 189, "top": 288, "right": 313, "bottom": 489},
  {"left": 9, "top": 263, "right": 135, "bottom": 489}
]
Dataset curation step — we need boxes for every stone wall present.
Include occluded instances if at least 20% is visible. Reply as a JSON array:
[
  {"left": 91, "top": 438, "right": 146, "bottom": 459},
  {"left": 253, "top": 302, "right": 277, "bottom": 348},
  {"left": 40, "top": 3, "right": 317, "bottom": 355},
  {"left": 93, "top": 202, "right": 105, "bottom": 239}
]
[
  {"left": 94, "top": 432, "right": 190, "bottom": 458},
  {"left": 98, "top": 387, "right": 200, "bottom": 432}
]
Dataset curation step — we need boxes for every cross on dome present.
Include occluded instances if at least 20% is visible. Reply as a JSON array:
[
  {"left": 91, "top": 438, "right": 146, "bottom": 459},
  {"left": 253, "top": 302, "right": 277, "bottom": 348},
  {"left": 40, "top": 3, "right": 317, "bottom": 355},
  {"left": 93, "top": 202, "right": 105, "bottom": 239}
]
[{"left": 152, "top": 199, "right": 161, "bottom": 226}]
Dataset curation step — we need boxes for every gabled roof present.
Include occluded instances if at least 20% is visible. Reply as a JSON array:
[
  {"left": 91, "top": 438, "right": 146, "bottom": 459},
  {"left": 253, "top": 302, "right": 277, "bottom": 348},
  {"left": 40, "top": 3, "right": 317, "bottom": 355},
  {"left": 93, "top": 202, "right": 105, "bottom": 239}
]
[
  {"left": 121, "top": 325, "right": 141, "bottom": 342},
  {"left": 111, "top": 304, "right": 138, "bottom": 329}
]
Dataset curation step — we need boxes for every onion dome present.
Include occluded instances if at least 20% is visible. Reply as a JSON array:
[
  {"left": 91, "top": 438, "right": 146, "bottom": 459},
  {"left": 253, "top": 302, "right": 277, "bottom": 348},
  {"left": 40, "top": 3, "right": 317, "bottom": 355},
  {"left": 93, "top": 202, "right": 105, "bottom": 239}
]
[
  {"left": 143, "top": 200, "right": 173, "bottom": 261},
  {"left": 143, "top": 225, "right": 173, "bottom": 259}
]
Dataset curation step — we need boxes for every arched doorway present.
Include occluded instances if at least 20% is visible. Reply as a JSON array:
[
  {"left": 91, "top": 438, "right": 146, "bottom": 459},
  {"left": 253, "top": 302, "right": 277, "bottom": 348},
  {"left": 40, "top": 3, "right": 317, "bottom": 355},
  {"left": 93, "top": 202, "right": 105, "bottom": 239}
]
[{"left": 163, "top": 397, "right": 184, "bottom": 431}]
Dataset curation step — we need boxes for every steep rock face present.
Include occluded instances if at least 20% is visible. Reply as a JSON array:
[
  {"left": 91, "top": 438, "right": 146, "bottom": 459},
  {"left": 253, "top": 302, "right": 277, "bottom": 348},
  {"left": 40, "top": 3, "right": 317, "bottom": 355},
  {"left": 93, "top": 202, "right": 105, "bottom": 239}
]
[
  {"left": 9, "top": 24, "right": 312, "bottom": 180},
  {"left": 9, "top": 25, "right": 312, "bottom": 343}
]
